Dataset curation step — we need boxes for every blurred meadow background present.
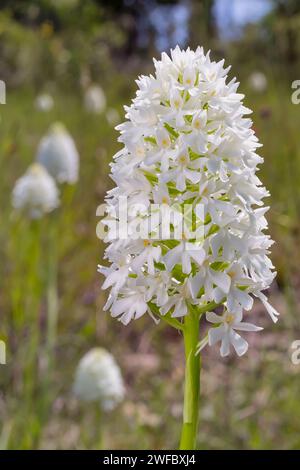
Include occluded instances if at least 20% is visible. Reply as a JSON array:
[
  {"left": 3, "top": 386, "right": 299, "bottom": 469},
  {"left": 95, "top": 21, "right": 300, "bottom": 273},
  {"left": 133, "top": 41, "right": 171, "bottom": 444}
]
[{"left": 0, "top": 0, "right": 300, "bottom": 450}]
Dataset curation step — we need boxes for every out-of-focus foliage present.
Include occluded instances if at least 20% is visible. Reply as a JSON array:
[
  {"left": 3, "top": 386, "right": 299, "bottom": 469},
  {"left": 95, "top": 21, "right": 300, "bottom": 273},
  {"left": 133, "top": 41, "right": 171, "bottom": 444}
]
[
  {"left": 222, "top": 0, "right": 300, "bottom": 75},
  {"left": 264, "top": 0, "right": 300, "bottom": 66},
  {"left": 0, "top": 3, "right": 126, "bottom": 89}
]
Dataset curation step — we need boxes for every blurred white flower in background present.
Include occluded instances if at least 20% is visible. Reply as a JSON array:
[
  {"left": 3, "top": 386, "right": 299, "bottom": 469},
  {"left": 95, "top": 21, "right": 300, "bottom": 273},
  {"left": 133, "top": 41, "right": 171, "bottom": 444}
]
[
  {"left": 106, "top": 107, "right": 120, "bottom": 127},
  {"left": 248, "top": 71, "right": 267, "bottom": 93},
  {"left": 12, "top": 163, "right": 59, "bottom": 219},
  {"left": 37, "top": 122, "right": 79, "bottom": 184},
  {"left": 73, "top": 348, "right": 125, "bottom": 411},
  {"left": 84, "top": 84, "right": 106, "bottom": 114},
  {"left": 35, "top": 93, "right": 54, "bottom": 112}
]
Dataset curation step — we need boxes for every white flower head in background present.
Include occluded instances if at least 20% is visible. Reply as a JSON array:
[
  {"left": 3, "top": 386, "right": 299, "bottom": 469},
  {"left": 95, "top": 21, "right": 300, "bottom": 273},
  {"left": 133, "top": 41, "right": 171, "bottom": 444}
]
[
  {"left": 106, "top": 107, "right": 120, "bottom": 127},
  {"left": 84, "top": 84, "right": 106, "bottom": 114},
  {"left": 100, "top": 46, "right": 278, "bottom": 357},
  {"left": 73, "top": 348, "right": 125, "bottom": 411},
  {"left": 37, "top": 122, "right": 79, "bottom": 184},
  {"left": 12, "top": 163, "right": 59, "bottom": 219},
  {"left": 35, "top": 93, "right": 54, "bottom": 112},
  {"left": 248, "top": 71, "right": 267, "bottom": 93}
]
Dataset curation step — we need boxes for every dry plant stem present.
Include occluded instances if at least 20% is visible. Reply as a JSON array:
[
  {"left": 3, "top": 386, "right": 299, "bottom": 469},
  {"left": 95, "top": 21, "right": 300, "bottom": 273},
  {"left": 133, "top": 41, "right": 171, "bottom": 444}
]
[{"left": 179, "top": 308, "right": 200, "bottom": 450}]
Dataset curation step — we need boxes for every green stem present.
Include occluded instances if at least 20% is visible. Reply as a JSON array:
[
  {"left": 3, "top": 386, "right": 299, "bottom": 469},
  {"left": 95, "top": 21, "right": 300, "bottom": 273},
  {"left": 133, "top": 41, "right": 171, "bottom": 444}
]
[
  {"left": 46, "top": 216, "right": 58, "bottom": 360},
  {"left": 24, "top": 220, "right": 42, "bottom": 400},
  {"left": 179, "top": 309, "right": 201, "bottom": 450},
  {"left": 41, "top": 216, "right": 59, "bottom": 419}
]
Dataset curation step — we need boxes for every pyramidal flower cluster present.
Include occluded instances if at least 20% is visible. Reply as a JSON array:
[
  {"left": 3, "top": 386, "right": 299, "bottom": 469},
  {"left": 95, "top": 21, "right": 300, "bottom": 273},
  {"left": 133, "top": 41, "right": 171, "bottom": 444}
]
[
  {"left": 12, "top": 163, "right": 59, "bottom": 219},
  {"left": 73, "top": 348, "right": 125, "bottom": 411},
  {"left": 100, "top": 46, "right": 278, "bottom": 357}
]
